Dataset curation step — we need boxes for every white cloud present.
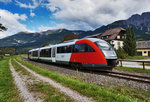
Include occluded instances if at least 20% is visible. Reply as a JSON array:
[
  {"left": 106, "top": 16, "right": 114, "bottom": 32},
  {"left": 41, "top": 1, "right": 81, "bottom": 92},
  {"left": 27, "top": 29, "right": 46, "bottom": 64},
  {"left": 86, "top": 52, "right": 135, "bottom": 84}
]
[
  {"left": 14, "top": 0, "right": 150, "bottom": 31},
  {"left": 0, "top": 0, "right": 11, "bottom": 3},
  {"left": 38, "top": 25, "right": 59, "bottom": 31},
  {"left": 0, "top": 9, "right": 29, "bottom": 39},
  {"left": 45, "top": 0, "right": 150, "bottom": 30},
  {"left": 15, "top": 0, "right": 40, "bottom": 9},
  {"left": 30, "top": 10, "right": 35, "bottom": 17}
]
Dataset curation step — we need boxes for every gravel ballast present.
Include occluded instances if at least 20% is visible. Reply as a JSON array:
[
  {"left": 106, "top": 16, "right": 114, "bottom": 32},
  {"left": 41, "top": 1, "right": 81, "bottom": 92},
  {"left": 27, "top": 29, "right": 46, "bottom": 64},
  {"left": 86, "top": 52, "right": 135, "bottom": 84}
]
[{"left": 24, "top": 58, "right": 150, "bottom": 92}]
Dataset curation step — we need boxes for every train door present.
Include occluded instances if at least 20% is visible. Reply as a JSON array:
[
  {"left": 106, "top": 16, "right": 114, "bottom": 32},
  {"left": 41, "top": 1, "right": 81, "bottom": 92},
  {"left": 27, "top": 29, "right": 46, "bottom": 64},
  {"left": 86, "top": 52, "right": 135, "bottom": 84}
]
[{"left": 52, "top": 47, "right": 56, "bottom": 62}]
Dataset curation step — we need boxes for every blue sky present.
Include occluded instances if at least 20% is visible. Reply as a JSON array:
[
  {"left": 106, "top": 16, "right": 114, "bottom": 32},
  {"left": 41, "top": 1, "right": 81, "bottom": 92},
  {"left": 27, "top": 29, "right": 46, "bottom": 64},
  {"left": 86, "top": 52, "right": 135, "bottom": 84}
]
[{"left": 0, "top": 0, "right": 150, "bottom": 38}]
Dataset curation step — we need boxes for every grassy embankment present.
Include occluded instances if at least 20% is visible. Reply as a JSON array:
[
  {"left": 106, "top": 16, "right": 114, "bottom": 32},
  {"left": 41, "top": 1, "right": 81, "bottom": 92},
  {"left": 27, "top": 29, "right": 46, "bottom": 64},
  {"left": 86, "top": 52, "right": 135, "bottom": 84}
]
[
  {"left": 0, "top": 57, "right": 22, "bottom": 102},
  {"left": 125, "top": 56, "right": 150, "bottom": 60},
  {"left": 117, "top": 56, "right": 150, "bottom": 73},
  {"left": 115, "top": 66, "right": 150, "bottom": 74},
  {"left": 15, "top": 55, "right": 150, "bottom": 102},
  {"left": 11, "top": 58, "right": 73, "bottom": 102}
]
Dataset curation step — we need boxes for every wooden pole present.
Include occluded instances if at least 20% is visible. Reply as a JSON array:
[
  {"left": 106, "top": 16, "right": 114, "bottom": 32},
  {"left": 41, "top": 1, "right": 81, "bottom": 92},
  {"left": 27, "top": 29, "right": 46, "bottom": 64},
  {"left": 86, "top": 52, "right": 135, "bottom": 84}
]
[
  {"left": 120, "top": 60, "right": 123, "bottom": 67},
  {"left": 143, "top": 62, "right": 145, "bottom": 70}
]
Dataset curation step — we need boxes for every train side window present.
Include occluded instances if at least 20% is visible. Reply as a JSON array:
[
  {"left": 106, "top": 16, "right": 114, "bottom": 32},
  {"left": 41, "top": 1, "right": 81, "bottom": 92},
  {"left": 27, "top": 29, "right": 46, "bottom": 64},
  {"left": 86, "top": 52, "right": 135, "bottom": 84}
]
[
  {"left": 61, "top": 47, "right": 65, "bottom": 53},
  {"left": 33, "top": 51, "right": 38, "bottom": 57},
  {"left": 66, "top": 45, "right": 71, "bottom": 53},
  {"left": 45, "top": 49, "right": 49, "bottom": 57},
  {"left": 57, "top": 47, "right": 61, "bottom": 53},
  {"left": 72, "top": 44, "right": 79, "bottom": 52},
  {"left": 40, "top": 49, "right": 51, "bottom": 57},
  {"left": 72, "top": 43, "right": 95, "bottom": 53},
  {"left": 40, "top": 50, "right": 44, "bottom": 57}
]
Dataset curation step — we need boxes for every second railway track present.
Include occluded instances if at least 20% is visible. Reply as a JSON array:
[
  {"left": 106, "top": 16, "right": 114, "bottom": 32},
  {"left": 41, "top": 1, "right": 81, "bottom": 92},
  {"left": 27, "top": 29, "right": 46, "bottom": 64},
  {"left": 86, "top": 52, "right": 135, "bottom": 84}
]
[{"left": 94, "top": 71, "right": 150, "bottom": 84}]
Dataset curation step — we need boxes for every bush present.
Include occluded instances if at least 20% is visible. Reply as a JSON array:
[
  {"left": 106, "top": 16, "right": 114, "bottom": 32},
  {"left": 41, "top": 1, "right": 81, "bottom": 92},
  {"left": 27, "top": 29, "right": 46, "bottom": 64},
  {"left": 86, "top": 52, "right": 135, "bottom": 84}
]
[
  {"left": 115, "top": 47, "right": 128, "bottom": 59},
  {"left": 0, "top": 55, "right": 4, "bottom": 60}
]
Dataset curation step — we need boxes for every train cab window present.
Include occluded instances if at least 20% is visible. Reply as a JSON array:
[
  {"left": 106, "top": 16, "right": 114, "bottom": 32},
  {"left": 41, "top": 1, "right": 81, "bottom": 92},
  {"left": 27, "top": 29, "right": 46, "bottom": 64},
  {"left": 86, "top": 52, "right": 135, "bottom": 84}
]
[
  {"left": 95, "top": 41, "right": 112, "bottom": 50},
  {"left": 85, "top": 44, "right": 95, "bottom": 52}
]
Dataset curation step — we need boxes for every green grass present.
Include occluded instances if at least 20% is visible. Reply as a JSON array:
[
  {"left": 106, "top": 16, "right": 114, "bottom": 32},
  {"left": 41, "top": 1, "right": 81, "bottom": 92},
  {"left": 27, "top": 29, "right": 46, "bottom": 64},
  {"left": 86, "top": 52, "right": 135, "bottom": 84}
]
[
  {"left": 11, "top": 58, "right": 73, "bottom": 102},
  {"left": 15, "top": 56, "right": 143, "bottom": 102},
  {"left": 115, "top": 66, "right": 150, "bottom": 74},
  {"left": 0, "top": 55, "right": 4, "bottom": 61},
  {"left": 125, "top": 56, "right": 150, "bottom": 60},
  {"left": 0, "top": 57, "right": 22, "bottom": 102},
  {"left": 142, "top": 63, "right": 150, "bottom": 66},
  {"left": 112, "top": 86, "right": 150, "bottom": 101}
]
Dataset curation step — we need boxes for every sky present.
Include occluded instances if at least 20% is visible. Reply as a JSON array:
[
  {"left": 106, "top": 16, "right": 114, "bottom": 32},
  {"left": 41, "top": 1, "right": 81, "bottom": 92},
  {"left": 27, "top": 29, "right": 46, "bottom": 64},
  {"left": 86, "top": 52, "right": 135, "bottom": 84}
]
[{"left": 0, "top": 0, "right": 150, "bottom": 39}]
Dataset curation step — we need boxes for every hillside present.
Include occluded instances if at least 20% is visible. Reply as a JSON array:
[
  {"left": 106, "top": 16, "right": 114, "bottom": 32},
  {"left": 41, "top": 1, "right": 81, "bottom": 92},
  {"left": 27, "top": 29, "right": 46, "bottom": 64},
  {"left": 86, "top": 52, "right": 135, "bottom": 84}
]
[
  {"left": 0, "top": 12, "right": 150, "bottom": 53},
  {"left": 0, "top": 29, "right": 85, "bottom": 53}
]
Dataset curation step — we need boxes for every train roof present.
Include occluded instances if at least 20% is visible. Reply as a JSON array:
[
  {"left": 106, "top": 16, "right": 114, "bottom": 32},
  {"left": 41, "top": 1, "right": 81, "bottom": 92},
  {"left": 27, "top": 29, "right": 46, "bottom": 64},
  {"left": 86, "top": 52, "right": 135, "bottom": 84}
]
[
  {"left": 29, "top": 48, "right": 40, "bottom": 52},
  {"left": 28, "top": 38, "right": 104, "bottom": 52}
]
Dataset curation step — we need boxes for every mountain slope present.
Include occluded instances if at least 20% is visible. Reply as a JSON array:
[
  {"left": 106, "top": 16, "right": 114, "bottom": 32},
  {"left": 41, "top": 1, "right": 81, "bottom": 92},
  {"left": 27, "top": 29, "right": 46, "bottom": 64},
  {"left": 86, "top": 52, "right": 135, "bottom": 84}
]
[
  {"left": 93, "top": 12, "right": 150, "bottom": 40},
  {"left": 0, "top": 12, "right": 150, "bottom": 53}
]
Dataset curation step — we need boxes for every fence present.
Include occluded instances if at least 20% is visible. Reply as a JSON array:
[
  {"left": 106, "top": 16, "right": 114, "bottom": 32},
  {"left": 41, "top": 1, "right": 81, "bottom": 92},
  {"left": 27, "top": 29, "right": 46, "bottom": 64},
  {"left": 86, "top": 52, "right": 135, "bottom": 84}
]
[{"left": 119, "top": 60, "right": 150, "bottom": 70}]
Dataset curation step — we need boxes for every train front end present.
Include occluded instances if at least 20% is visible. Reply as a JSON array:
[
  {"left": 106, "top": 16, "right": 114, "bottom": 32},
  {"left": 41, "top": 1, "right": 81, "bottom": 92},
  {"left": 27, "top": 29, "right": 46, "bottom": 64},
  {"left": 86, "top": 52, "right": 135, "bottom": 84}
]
[{"left": 94, "top": 39, "right": 118, "bottom": 68}]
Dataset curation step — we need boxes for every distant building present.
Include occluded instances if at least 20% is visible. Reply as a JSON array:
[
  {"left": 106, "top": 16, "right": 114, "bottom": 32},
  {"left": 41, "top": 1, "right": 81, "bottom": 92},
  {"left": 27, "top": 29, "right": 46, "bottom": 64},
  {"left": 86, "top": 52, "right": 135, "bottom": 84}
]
[
  {"left": 85, "top": 27, "right": 126, "bottom": 49},
  {"left": 85, "top": 33, "right": 101, "bottom": 38},
  {"left": 136, "top": 41, "right": 150, "bottom": 56},
  {"left": 99, "top": 27, "right": 126, "bottom": 49},
  {"left": 5, "top": 54, "right": 10, "bottom": 56}
]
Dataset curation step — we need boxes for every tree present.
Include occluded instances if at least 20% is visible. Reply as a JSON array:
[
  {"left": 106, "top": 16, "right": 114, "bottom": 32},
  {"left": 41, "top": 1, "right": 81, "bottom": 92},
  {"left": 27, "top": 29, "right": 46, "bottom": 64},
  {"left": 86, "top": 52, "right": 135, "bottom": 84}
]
[
  {"left": 0, "top": 23, "right": 7, "bottom": 31},
  {"left": 123, "top": 28, "right": 136, "bottom": 56},
  {"left": 0, "top": 48, "right": 15, "bottom": 55},
  {"left": 115, "top": 47, "right": 128, "bottom": 59},
  {"left": 62, "top": 34, "right": 78, "bottom": 42},
  {"left": 0, "top": 17, "right": 7, "bottom": 31}
]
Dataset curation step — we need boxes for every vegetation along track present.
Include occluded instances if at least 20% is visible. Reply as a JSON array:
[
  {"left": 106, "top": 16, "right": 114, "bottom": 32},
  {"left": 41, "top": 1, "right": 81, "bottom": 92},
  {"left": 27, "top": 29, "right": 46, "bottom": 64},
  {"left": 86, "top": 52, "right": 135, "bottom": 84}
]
[{"left": 22, "top": 56, "right": 150, "bottom": 84}]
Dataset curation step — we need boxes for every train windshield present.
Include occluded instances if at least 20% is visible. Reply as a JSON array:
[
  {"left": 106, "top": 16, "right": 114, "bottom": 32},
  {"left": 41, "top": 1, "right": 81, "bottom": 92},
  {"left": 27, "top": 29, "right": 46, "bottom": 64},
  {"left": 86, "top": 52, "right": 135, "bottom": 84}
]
[{"left": 95, "top": 41, "right": 112, "bottom": 50}]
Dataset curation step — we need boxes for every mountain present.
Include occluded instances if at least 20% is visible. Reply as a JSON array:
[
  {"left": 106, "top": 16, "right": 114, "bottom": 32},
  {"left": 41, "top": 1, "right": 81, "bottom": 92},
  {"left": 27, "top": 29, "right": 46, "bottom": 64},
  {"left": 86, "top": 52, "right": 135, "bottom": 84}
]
[
  {"left": 0, "top": 12, "right": 150, "bottom": 53},
  {"left": 93, "top": 12, "right": 150, "bottom": 40},
  {"left": 0, "top": 29, "right": 85, "bottom": 53}
]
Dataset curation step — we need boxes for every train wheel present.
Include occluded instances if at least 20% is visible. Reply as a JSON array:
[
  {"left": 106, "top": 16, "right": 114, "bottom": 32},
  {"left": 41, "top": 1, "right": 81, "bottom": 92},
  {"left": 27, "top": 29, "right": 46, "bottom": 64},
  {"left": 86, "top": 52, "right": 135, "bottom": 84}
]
[{"left": 71, "top": 63, "right": 82, "bottom": 70}]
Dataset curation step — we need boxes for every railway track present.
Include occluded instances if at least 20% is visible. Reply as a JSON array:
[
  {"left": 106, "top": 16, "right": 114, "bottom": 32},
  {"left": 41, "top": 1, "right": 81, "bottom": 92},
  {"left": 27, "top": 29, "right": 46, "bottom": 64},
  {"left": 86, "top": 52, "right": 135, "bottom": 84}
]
[
  {"left": 22, "top": 56, "right": 150, "bottom": 84},
  {"left": 94, "top": 71, "right": 150, "bottom": 84}
]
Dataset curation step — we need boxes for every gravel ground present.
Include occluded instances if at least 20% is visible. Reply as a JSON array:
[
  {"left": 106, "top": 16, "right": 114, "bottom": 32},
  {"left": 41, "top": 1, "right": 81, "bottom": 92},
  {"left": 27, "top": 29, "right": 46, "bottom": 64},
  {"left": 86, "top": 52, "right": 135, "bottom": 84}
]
[
  {"left": 15, "top": 59, "right": 95, "bottom": 102},
  {"left": 23, "top": 58, "right": 150, "bottom": 92}
]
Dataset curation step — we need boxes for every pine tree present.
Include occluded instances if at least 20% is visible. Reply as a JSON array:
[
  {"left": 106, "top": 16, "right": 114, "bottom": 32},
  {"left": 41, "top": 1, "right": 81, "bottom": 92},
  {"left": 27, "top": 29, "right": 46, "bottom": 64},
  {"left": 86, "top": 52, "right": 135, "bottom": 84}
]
[
  {"left": 0, "top": 23, "right": 7, "bottom": 31},
  {"left": 123, "top": 28, "right": 136, "bottom": 56}
]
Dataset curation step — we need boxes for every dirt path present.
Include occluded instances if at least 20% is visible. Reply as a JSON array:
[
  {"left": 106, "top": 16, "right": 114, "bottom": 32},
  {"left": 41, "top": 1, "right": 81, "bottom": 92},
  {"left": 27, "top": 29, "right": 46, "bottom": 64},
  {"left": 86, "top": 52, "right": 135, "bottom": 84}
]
[
  {"left": 9, "top": 60, "right": 42, "bottom": 102},
  {"left": 13, "top": 59, "right": 95, "bottom": 102}
]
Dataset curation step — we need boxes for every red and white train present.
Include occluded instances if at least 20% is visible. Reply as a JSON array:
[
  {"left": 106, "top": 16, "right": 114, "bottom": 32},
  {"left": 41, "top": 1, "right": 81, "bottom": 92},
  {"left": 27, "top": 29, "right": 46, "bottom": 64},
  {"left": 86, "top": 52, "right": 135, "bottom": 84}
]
[{"left": 28, "top": 38, "right": 118, "bottom": 71}]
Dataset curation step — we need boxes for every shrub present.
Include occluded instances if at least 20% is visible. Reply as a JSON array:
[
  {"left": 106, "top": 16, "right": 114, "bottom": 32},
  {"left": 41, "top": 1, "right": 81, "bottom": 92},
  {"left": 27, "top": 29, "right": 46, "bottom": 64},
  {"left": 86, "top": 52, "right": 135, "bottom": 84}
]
[
  {"left": 115, "top": 47, "right": 128, "bottom": 59},
  {"left": 0, "top": 55, "right": 4, "bottom": 60}
]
